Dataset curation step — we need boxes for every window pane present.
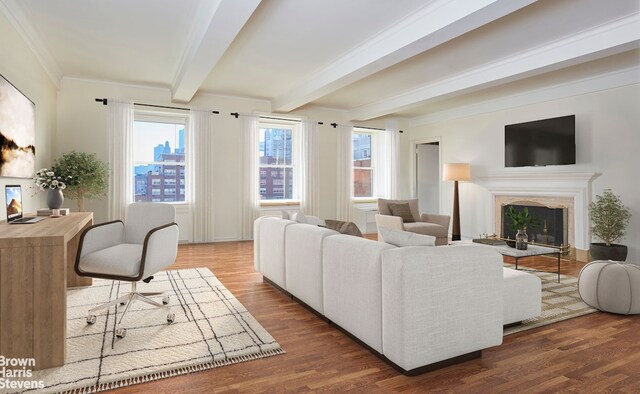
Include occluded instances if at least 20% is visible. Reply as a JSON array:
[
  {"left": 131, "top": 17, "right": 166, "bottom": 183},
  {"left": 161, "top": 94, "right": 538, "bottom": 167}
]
[
  {"left": 133, "top": 120, "right": 186, "bottom": 203},
  {"left": 260, "top": 128, "right": 292, "bottom": 165},
  {"left": 354, "top": 168, "right": 372, "bottom": 198},
  {"left": 353, "top": 133, "right": 371, "bottom": 168},
  {"left": 259, "top": 166, "right": 294, "bottom": 200}
]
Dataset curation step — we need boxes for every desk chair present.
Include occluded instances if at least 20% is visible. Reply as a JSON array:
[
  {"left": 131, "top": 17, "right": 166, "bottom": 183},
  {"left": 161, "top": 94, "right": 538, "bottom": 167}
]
[{"left": 75, "top": 203, "right": 179, "bottom": 339}]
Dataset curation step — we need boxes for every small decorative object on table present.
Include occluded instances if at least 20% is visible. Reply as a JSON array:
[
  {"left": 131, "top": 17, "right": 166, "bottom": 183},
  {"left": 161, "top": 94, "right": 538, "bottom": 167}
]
[
  {"left": 505, "top": 206, "right": 539, "bottom": 251},
  {"left": 33, "top": 168, "right": 72, "bottom": 209}
]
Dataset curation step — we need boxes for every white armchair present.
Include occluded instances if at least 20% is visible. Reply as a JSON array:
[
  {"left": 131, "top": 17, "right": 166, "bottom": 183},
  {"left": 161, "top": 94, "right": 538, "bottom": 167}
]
[
  {"left": 375, "top": 198, "right": 450, "bottom": 246},
  {"left": 75, "top": 203, "right": 179, "bottom": 339}
]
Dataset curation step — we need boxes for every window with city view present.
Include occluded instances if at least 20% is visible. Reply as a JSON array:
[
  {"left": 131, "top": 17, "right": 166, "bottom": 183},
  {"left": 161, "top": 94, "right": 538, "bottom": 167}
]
[
  {"left": 353, "top": 131, "right": 373, "bottom": 198},
  {"left": 133, "top": 119, "right": 186, "bottom": 203},
  {"left": 259, "top": 124, "right": 295, "bottom": 201}
]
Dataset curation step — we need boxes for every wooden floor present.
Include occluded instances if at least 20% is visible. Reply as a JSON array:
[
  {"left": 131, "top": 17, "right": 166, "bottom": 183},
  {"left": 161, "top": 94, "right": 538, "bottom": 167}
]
[{"left": 110, "top": 240, "right": 640, "bottom": 393}]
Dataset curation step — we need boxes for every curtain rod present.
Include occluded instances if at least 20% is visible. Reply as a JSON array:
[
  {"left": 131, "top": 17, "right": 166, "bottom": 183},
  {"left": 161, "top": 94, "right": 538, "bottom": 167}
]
[
  {"left": 94, "top": 98, "right": 220, "bottom": 114},
  {"left": 330, "top": 122, "right": 403, "bottom": 133},
  {"left": 230, "top": 112, "right": 323, "bottom": 125}
]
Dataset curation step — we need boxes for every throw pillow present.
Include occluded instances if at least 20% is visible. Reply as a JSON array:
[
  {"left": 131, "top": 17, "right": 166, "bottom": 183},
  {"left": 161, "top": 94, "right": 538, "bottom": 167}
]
[
  {"left": 281, "top": 211, "right": 290, "bottom": 220},
  {"left": 388, "top": 203, "right": 415, "bottom": 223},
  {"left": 380, "top": 227, "right": 435, "bottom": 247},
  {"left": 324, "top": 219, "right": 363, "bottom": 237},
  {"left": 291, "top": 212, "right": 308, "bottom": 224}
]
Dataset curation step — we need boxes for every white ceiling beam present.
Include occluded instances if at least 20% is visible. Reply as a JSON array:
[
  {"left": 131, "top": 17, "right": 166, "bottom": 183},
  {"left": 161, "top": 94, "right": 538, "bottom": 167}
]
[
  {"left": 0, "top": 0, "right": 63, "bottom": 88},
  {"left": 171, "top": 0, "right": 261, "bottom": 103},
  {"left": 349, "top": 13, "right": 640, "bottom": 121},
  {"left": 271, "top": 0, "right": 538, "bottom": 113}
]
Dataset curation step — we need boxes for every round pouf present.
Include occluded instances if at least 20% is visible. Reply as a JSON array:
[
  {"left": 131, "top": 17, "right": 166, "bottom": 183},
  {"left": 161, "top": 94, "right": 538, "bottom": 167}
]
[{"left": 578, "top": 261, "right": 640, "bottom": 315}]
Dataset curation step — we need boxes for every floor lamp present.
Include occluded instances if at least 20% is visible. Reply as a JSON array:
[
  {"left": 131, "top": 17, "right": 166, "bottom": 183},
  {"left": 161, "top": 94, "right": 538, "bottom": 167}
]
[{"left": 443, "top": 163, "right": 471, "bottom": 241}]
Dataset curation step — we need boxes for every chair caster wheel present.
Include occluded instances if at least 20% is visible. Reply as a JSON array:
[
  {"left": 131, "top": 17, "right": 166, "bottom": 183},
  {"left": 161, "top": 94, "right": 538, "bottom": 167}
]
[
  {"left": 116, "top": 328, "right": 127, "bottom": 339},
  {"left": 120, "top": 302, "right": 126, "bottom": 306},
  {"left": 167, "top": 313, "right": 175, "bottom": 324},
  {"left": 162, "top": 296, "right": 169, "bottom": 305},
  {"left": 86, "top": 315, "right": 97, "bottom": 325}
]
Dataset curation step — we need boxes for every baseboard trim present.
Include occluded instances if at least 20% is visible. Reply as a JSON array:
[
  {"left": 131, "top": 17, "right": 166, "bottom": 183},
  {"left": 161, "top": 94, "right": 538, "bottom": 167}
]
[{"left": 262, "top": 276, "right": 482, "bottom": 376}]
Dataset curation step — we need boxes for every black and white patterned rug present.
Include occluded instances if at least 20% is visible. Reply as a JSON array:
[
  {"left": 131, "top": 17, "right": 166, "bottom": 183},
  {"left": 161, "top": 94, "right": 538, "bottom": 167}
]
[{"left": 22, "top": 268, "right": 284, "bottom": 393}]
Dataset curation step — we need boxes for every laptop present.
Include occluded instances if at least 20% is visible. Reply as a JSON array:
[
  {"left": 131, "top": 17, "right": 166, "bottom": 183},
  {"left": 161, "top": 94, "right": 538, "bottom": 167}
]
[{"left": 5, "top": 185, "right": 45, "bottom": 224}]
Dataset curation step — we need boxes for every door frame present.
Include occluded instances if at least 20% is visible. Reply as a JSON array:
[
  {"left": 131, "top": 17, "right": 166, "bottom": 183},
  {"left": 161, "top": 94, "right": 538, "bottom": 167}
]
[{"left": 411, "top": 137, "right": 442, "bottom": 213}]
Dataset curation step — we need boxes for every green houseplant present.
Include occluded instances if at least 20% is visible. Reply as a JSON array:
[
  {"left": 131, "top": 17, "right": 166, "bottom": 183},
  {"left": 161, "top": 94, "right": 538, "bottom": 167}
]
[
  {"left": 52, "top": 151, "right": 109, "bottom": 212},
  {"left": 505, "top": 206, "right": 539, "bottom": 250},
  {"left": 589, "top": 189, "right": 631, "bottom": 261}
]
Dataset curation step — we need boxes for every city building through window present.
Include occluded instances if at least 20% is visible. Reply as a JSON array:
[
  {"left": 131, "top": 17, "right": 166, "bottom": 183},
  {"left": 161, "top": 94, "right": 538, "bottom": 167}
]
[
  {"left": 353, "top": 130, "right": 373, "bottom": 198},
  {"left": 133, "top": 116, "right": 187, "bottom": 203},
  {"left": 259, "top": 123, "right": 297, "bottom": 201}
]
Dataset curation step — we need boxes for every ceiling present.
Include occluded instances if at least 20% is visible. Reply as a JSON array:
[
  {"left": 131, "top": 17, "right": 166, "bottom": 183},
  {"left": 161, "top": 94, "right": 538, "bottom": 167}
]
[{"left": 3, "top": 0, "right": 639, "bottom": 122}]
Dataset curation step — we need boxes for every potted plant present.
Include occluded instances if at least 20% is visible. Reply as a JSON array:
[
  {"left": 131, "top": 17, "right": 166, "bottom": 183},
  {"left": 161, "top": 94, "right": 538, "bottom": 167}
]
[
  {"left": 52, "top": 151, "right": 109, "bottom": 212},
  {"left": 505, "top": 206, "right": 539, "bottom": 250},
  {"left": 589, "top": 189, "right": 631, "bottom": 261}
]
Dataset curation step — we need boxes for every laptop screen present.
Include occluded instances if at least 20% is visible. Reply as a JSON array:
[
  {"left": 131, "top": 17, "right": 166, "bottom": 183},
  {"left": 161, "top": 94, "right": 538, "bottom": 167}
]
[{"left": 5, "top": 185, "right": 23, "bottom": 221}]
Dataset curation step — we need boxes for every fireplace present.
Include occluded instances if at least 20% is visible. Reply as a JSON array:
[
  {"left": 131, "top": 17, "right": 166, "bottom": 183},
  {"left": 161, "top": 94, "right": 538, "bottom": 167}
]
[
  {"left": 476, "top": 170, "right": 598, "bottom": 262},
  {"left": 501, "top": 203, "right": 568, "bottom": 247}
]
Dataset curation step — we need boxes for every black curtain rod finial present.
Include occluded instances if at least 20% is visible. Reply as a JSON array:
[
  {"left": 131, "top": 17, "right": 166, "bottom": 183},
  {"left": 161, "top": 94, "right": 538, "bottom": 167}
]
[{"left": 231, "top": 112, "right": 239, "bottom": 119}]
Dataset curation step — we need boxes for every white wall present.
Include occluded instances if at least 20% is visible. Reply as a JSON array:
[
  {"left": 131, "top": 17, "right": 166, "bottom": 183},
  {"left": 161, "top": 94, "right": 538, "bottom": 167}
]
[
  {"left": 56, "top": 78, "right": 390, "bottom": 241},
  {"left": 0, "top": 13, "right": 57, "bottom": 220},
  {"left": 407, "top": 84, "right": 640, "bottom": 261}
]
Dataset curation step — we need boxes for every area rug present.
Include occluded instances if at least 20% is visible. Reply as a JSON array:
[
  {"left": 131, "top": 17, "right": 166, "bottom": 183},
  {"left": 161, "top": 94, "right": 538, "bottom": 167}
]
[
  {"left": 19, "top": 268, "right": 284, "bottom": 394},
  {"left": 503, "top": 265, "right": 597, "bottom": 336}
]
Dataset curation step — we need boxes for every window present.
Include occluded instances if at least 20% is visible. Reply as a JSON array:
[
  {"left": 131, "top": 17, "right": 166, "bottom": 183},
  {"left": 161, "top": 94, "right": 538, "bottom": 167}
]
[
  {"left": 133, "top": 115, "right": 187, "bottom": 203},
  {"left": 353, "top": 131, "right": 373, "bottom": 198},
  {"left": 258, "top": 123, "right": 298, "bottom": 201}
]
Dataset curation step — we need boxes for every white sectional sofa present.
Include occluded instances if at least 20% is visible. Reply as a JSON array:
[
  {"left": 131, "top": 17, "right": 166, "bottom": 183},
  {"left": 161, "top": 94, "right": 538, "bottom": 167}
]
[{"left": 254, "top": 216, "right": 541, "bottom": 374}]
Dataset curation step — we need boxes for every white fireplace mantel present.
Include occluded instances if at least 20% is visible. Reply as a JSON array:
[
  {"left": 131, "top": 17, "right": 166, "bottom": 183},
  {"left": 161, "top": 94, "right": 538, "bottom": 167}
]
[{"left": 475, "top": 169, "right": 600, "bottom": 250}]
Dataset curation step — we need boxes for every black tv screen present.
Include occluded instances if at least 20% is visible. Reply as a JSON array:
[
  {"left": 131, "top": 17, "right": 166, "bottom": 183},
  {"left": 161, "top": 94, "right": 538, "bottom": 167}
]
[{"left": 505, "top": 115, "right": 575, "bottom": 167}]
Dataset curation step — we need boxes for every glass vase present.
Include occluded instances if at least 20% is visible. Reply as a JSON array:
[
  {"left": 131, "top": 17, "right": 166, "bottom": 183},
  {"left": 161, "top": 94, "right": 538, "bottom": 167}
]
[{"left": 516, "top": 228, "right": 528, "bottom": 250}]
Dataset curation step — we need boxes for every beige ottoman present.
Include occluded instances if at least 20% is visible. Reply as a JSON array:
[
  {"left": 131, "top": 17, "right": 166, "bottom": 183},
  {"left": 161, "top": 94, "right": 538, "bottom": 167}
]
[{"left": 578, "top": 261, "right": 640, "bottom": 315}]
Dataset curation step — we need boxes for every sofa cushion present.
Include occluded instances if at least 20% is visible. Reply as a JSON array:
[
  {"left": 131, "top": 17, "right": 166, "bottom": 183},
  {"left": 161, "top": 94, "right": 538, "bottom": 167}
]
[
  {"left": 388, "top": 203, "right": 415, "bottom": 223},
  {"left": 291, "top": 211, "right": 308, "bottom": 224},
  {"left": 503, "top": 268, "right": 541, "bottom": 324},
  {"left": 378, "top": 198, "right": 421, "bottom": 222},
  {"left": 403, "top": 222, "right": 448, "bottom": 238},
  {"left": 380, "top": 227, "right": 435, "bottom": 247}
]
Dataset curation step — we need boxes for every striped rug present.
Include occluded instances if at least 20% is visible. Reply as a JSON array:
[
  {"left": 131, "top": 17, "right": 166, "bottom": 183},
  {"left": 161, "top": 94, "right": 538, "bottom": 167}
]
[
  {"left": 24, "top": 268, "right": 284, "bottom": 393},
  {"left": 503, "top": 265, "right": 597, "bottom": 336}
]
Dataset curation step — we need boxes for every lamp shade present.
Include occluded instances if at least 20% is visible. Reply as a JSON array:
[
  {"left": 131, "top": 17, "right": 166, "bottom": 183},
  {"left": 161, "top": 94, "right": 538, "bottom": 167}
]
[{"left": 443, "top": 163, "right": 471, "bottom": 181}]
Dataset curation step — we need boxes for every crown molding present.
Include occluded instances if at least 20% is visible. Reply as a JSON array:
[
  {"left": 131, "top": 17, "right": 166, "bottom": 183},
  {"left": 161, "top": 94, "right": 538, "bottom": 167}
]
[
  {"left": 271, "top": 0, "right": 537, "bottom": 113},
  {"left": 0, "top": 0, "right": 62, "bottom": 88},
  {"left": 408, "top": 65, "right": 640, "bottom": 127},
  {"left": 61, "top": 76, "right": 172, "bottom": 93},
  {"left": 349, "top": 13, "right": 640, "bottom": 121}
]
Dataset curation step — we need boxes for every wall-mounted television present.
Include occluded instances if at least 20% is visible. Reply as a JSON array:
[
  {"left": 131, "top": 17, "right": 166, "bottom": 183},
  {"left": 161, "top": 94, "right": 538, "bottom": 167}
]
[
  {"left": 505, "top": 115, "right": 575, "bottom": 167},
  {"left": 0, "top": 73, "right": 36, "bottom": 178}
]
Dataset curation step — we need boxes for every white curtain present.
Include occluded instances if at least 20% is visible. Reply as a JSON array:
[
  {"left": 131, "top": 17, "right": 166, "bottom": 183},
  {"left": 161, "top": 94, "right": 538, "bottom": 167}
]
[
  {"left": 373, "top": 128, "right": 400, "bottom": 199},
  {"left": 242, "top": 115, "right": 260, "bottom": 239},
  {"left": 107, "top": 100, "right": 133, "bottom": 221},
  {"left": 300, "top": 120, "right": 319, "bottom": 217},
  {"left": 336, "top": 125, "right": 354, "bottom": 221},
  {"left": 188, "top": 109, "right": 215, "bottom": 242}
]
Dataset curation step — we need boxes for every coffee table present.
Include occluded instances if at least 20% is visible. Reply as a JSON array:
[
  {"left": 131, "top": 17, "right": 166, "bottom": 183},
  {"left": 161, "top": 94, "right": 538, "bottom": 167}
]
[
  {"left": 489, "top": 244, "right": 561, "bottom": 282},
  {"left": 454, "top": 241, "right": 562, "bottom": 282}
]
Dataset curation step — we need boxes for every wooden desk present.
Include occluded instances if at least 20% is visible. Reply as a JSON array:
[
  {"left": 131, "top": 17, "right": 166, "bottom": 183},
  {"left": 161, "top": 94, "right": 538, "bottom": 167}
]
[{"left": 0, "top": 212, "right": 93, "bottom": 370}]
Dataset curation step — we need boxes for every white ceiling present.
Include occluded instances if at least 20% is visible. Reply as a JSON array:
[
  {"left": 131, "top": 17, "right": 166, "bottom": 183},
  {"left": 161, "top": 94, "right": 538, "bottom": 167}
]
[{"left": 3, "top": 0, "right": 639, "bottom": 121}]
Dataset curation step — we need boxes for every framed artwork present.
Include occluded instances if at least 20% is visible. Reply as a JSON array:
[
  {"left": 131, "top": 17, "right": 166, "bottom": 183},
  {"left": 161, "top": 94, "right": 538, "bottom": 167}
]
[{"left": 0, "top": 73, "right": 36, "bottom": 178}]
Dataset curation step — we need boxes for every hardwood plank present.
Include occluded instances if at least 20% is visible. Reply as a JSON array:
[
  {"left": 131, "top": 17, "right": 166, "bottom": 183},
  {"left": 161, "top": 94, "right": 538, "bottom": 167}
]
[
  {"left": 101, "top": 241, "right": 640, "bottom": 393},
  {"left": 0, "top": 247, "right": 34, "bottom": 361},
  {"left": 33, "top": 245, "right": 67, "bottom": 370}
]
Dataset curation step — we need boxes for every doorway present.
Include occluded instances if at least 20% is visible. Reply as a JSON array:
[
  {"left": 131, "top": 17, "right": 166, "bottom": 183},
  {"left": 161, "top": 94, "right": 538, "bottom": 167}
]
[{"left": 415, "top": 142, "right": 440, "bottom": 214}]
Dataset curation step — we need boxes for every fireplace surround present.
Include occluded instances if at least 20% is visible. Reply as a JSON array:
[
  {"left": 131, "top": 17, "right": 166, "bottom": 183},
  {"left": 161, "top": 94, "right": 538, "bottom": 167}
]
[{"left": 477, "top": 170, "right": 598, "bottom": 262}]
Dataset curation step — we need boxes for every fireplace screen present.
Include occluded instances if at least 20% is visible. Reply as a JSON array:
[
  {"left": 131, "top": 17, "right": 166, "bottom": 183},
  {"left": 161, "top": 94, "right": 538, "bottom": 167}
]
[{"left": 501, "top": 204, "right": 567, "bottom": 247}]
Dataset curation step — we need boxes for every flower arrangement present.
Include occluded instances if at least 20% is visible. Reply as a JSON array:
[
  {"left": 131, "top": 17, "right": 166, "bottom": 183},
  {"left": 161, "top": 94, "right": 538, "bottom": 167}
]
[{"left": 34, "top": 168, "right": 72, "bottom": 191}]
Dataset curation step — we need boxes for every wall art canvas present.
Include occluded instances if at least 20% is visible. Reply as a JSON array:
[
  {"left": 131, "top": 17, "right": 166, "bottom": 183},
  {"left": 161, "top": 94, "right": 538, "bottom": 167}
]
[{"left": 0, "top": 74, "right": 35, "bottom": 178}]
